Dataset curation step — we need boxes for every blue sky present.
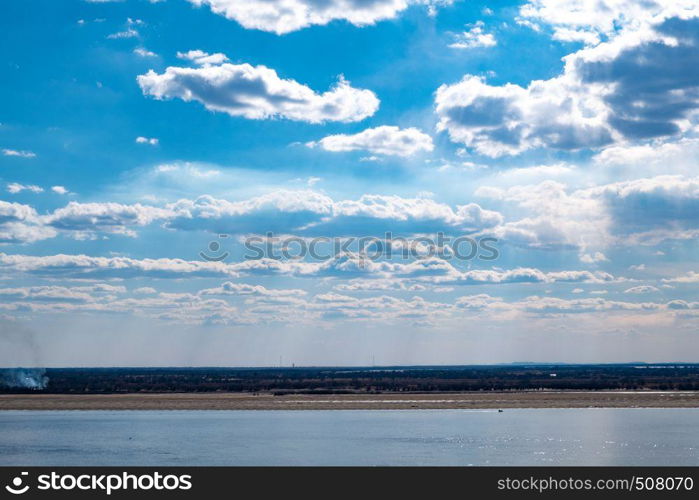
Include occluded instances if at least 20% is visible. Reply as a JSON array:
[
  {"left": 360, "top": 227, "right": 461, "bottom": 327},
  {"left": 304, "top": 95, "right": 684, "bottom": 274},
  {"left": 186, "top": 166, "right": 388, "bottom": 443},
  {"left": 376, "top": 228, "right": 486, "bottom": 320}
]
[{"left": 2, "top": 0, "right": 699, "bottom": 366}]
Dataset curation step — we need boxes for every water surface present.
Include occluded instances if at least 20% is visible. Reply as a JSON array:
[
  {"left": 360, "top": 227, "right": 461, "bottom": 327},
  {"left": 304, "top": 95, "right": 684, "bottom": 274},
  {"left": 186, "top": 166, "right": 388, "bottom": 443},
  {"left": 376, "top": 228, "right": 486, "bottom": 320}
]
[{"left": 0, "top": 409, "right": 697, "bottom": 466}]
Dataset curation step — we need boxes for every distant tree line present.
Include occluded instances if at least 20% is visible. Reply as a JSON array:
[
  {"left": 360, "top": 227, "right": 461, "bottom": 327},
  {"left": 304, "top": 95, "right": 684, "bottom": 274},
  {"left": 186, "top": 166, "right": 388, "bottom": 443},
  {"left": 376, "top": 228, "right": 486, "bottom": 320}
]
[{"left": 2, "top": 364, "right": 699, "bottom": 394}]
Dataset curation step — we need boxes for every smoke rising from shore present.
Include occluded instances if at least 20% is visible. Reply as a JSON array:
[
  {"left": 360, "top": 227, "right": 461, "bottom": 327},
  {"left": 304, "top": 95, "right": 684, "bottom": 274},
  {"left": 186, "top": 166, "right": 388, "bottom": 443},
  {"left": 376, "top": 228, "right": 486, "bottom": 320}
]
[
  {"left": 0, "top": 368, "right": 48, "bottom": 389},
  {"left": 0, "top": 320, "right": 49, "bottom": 389}
]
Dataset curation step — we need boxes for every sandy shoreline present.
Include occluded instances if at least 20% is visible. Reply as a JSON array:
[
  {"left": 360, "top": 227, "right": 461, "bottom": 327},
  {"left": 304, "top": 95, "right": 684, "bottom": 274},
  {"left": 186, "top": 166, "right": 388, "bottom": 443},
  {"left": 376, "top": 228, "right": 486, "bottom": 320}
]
[{"left": 1, "top": 391, "right": 699, "bottom": 410}]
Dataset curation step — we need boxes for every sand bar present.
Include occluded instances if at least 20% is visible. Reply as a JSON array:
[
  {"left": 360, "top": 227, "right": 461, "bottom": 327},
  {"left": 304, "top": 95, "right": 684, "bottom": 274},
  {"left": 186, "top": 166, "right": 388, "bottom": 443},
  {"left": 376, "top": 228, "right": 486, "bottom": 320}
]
[{"left": 1, "top": 391, "right": 699, "bottom": 410}]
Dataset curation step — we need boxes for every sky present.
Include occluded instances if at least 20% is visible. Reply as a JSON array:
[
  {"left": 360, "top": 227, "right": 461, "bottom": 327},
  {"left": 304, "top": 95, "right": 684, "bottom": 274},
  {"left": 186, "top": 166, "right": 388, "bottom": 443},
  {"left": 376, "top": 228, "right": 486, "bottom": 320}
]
[{"left": 1, "top": 0, "right": 699, "bottom": 367}]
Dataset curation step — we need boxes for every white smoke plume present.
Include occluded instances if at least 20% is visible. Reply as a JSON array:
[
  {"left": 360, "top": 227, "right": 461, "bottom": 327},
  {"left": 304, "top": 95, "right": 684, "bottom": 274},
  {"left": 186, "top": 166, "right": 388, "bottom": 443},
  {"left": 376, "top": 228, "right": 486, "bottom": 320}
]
[{"left": 0, "top": 368, "right": 48, "bottom": 390}]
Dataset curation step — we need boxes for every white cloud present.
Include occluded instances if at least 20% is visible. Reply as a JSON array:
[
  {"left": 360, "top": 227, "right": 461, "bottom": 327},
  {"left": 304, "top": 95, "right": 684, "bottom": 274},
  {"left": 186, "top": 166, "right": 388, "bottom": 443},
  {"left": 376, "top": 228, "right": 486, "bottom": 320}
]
[
  {"left": 517, "top": 295, "right": 665, "bottom": 315},
  {"left": 5, "top": 172, "right": 698, "bottom": 253},
  {"left": 0, "top": 190, "right": 502, "bottom": 243},
  {"left": 138, "top": 58, "right": 379, "bottom": 123},
  {"left": 199, "top": 282, "right": 307, "bottom": 297},
  {"left": 550, "top": 27, "right": 600, "bottom": 45},
  {"left": 45, "top": 202, "right": 172, "bottom": 237},
  {"left": 592, "top": 138, "right": 699, "bottom": 177},
  {"left": 580, "top": 252, "right": 608, "bottom": 264},
  {"left": 479, "top": 174, "right": 699, "bottom": 253},
  {"left": 435, "top": 73, "right": 612, "bottom": 157},
  {"left": 8, "top": 172, "right": 699, "bottom": 255},
  {"left": 107, "top": 17, "right": 142, "bottom": 39},
  {"left": 0, "top": 253, "right": 243, "bottom": 280},
  {"left": 309, "top": 126, "right": 434, "bottom": 157},
  {"left": 186, "top": 0, "right": 446, "bottom": 35},
  {"left": 107, "top": 27, "right": 138, "bottom": 39},
  {"left": 449, "top": 21, "right": 496, "bottom": 49},
  {"left": 663, "top": 271, "right": 699, "bottom": 284},
  {"left": 2, "top": 149, "right": 36, "bottom": 158},
  {"left": 0, "top": 201, "right": 56, "bottom": 244},
  {"left": 490, "top": 163, "right": 575, "bottom": 183},
  {"left": 0, "top": 284, "right": 126, "bottom": 304},
  {"left": 438, "top": 267, "right": 615, "bottom": 286},
  {"left": 518, "top": 0, "right": 697, "bottom": 44},
  {"left": 624, "top": 285, "right": 660, "bottom": 294},
  {"left": 333, "top": 279, "right": 427, "bottom": 292},
  {"left": 7, "top": 183, "right": 43, "bottom": 194},
  {"left": 1, "top": 277, "right": 692, "bottom": 328},
  {"left": 583, "top": 175, "right": 699, "bottom": 243},
  {"left": 0, "top": 250, "right": 620, "bottom": 291},
  {"left": 134, "top": 47, "right": 157, "bottom": 57},
  {"left": 166, "top": 190, "right": 502, "bottom": 235},
  {"left": 154, "top": 162, "right": 220, "bottom": 178},
  {"left": 176, "top": 50, "right": 229, "bottom": 66},
  {"left": 436, "top": 9, "right": 699, "bottom": 157},
  {"left": 136, "top": 136, "right": 159, "bottom": 145},
  {"left": 479, "top": 180, "right": 610, "bottom": 252}
]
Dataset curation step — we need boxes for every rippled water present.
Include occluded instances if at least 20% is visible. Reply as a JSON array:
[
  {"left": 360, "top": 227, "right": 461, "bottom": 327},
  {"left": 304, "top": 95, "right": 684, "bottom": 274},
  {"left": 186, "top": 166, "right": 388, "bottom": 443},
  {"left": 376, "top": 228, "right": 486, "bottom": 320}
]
[{"left": 0, "top": 409, "right": 697, "bottom": 466}]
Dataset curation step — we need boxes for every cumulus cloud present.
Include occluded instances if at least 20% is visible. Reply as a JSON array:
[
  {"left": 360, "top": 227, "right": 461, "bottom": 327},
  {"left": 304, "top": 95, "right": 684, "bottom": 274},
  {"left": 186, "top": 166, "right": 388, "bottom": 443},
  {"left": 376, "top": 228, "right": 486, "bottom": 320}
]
[
  {"left": 593, "top": 139, "right": 699, "bottom": 168},
  {"left": 309, "top": 126, "right": 434, "bottom": 157},
  {"left": 478, "top": 180, "right": 610, "bottom": 251},
  {"left": 0, "top": 201, "right": 56, "bottom": 244},
  {"left": 166, "top": 190, "right": 502, "bottom": 236},
  {"left": 584, "top": 175, "right": 699, "bottom": 240},
  {"left": 45, "top": 202, "right": 173, "bottom": 237},
  {"left": 0, "top": 278, "right": 691, "bottom": 327},
  {"left": 0, "top": 285, "right": 125, "bottom": 303},
  {"left": 435, "top": 74, "right": 613, "bottom": 157},
  {"left": 574, "top": 17, "right": 699, "bottom": 141},
  {"left": 449, "top": 21, "right": 497, "bottom": 49},
  {"left": 518, "top": 0, "right": 696, "bottom": 44},
  {"left": 436, "top": 10, "right": 699, "bottom": 156},
  {"left": 328, "top": 195, "right": 502, "bottom": 234},
  {"left": 306, "top": 293, "right": 450, "bottom": 323},
  {"left": 186, "top": 0, "right": 444, "bottom": 35},
  {"left": 166, "top": 190, "right": 334, "bottom": 234},
  {"left": 0, "top": 253, "right": 242, "bottom": 280},
  {"left": 426, "top": 266, "right": 615, "bottom": 286},
  {"left": 0, "top": 190, "right": 502, "bottom": 242},
  {"left": 7, "top": 172, "right": 699, "bottom": 250},
  {"left": 0, "top": 250, "right": 619, "bottom": 292},
  {"left": 479, "top": 174, "right": 699, "bottom": 253},
  {"left": 231, "top": 254, "right": 616, "bottom": 285},
  {"left": 137, "top": 57, "right": 379, "bottom": 123},
  {"left": 517, "top": 295, "right": 664, "bottom": 315}
]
